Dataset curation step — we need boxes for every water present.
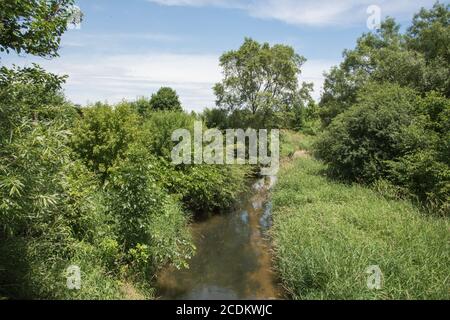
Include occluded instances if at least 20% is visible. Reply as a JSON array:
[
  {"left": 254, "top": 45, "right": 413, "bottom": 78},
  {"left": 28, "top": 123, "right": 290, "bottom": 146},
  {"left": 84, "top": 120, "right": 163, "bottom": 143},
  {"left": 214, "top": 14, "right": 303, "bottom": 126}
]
[{"left": 156, "top": 177, "right": 283, "bottom": 300}]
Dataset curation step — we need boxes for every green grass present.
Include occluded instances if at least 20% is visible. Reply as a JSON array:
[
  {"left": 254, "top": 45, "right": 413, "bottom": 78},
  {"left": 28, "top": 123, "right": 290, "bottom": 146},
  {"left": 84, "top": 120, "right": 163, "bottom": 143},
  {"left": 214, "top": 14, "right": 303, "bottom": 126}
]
[
  {"left": 271, "top": 153, "right": 450, "bottom": 300},
  {"left": 280, "top": 130, "right": 316, "bottom": 158}
]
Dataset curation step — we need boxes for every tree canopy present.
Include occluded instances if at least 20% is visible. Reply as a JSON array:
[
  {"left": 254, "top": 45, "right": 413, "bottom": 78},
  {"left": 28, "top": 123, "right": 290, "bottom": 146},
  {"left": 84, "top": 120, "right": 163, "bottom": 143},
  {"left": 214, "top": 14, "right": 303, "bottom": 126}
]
[
  {"left": 316, "top": 2, "right": 449, "bottom": 214},
  {"left": 319, "top": 2, "right": 450, "bottom": 126},
  {"left": 214, "top": 38, "right": 306, "bottom": 115},
  {"left": 0, "top": 0, "right": 81, "bottom": 58},
  {"left": 149, "top": 87, "right": 183, "bottom": 112}
]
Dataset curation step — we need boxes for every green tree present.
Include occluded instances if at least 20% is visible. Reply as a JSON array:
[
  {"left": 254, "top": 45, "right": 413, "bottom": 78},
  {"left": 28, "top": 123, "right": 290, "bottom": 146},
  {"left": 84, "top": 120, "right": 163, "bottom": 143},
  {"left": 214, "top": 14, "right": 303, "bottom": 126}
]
[
  {"left": 0, "top": 0, "right": 80, "bottom": 58},
  {"left": 319, "top": 3, "right": 450, "bottom": 126},
  {"left": 149, "top": 87, "right": 183, "bottom": 112},
  {"left": 315, "top": 82, "right": 450, "bottom": 214},
  {"left": 214, "top": 38, "right": 306, "bottom": 116},
  {"left": 70, "top": 102, "right": 140, "bottom": 177},
  {"left": 407, "top": 2, "right": 450, "bottom": 62}
]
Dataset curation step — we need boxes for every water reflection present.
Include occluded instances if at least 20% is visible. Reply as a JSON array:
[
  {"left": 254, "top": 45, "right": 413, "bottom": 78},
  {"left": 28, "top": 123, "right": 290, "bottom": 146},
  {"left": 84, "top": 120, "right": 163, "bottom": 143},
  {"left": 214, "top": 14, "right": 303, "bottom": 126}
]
[
  {"left": 260, "top": 202, "right": 273, "bottom": 232},
  {"left": 156, "top": 177, "right": 282, "bottom": 300}
]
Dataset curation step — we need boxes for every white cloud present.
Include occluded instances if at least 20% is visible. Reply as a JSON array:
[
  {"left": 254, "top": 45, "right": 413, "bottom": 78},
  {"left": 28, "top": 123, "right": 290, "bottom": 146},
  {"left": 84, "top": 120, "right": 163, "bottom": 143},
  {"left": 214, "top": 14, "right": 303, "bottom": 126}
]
[
  {"left": 147, "top": 0, "right": 437, "bottom": 26},
  {"left": 148, "top": 0, "right": 247, "bottom": 8},
  {"left": 5, "top": 53, "right": 221, "bottom": 112},
  {"left": 301, "top": 59, "right": 338, "bottom": 100},
  {"left": 60, "top": 32, "right": 181, "bottom": 48},
  {"left": 4, "top": 52, "right": 334, "bottom": 111}
]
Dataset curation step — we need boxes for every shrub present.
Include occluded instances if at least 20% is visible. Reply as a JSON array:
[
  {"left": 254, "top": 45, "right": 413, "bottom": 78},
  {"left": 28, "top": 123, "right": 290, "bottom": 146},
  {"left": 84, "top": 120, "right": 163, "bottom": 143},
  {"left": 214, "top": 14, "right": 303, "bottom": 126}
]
[
  {"left": 105, "top": 143, "right": 194, "bottom": 278},
  {"left": 70, "top": 102, "right": 140, "bottom": 177},
  {"left": 143, "top": 112, "right": 251, "bottom": 214},
  {"left": 142, "top": 111, "right": 196, "bottom": 159},
  {"left": 0, "top": 120, "right": 123, "bottom": 299},
  {"left": 315, "top": 83, "right": 424, "bottom": 181},
  {"left": 315, "top": 83, "right": 449, "bottom": 214}
]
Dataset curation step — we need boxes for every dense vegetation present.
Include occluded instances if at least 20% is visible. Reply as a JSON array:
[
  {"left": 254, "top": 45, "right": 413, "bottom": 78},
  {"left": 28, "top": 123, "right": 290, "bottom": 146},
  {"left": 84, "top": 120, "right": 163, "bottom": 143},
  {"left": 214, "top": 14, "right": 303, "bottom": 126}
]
[
  {"left": 0, "top": 71, "right": 250, "bottom": 299},
  {"left": 0, "top": 1, "right": 249, "bottom": 299},
  {"left": 273, "top": 132, "right": 449, "bottom": 299},
  {"left": 271, "top": 2, "right": 449, "bottom": 300},
  {"left": 1, "top": 0, "right": 448, "bottom": 301},
  {"left": 204, "top": 38, "right": 318, "bottom": 131},
  {"left": 316, "top": 2, "right": 449, "bottom": 215}
]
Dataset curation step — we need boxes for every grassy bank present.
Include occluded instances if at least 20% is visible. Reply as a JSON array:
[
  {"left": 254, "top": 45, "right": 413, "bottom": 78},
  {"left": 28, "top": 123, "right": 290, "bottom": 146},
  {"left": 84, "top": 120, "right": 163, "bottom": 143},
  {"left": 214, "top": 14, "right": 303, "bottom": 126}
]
[{"left": 272, "top": 132, "right": 450, "bottom": 300}]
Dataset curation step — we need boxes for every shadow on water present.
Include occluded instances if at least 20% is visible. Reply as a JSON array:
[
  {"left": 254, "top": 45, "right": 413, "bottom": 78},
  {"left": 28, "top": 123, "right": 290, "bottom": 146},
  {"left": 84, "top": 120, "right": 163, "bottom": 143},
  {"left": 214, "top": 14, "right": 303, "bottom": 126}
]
[{"left": 156, "top": 176, "right": 284, "bottom": 300}]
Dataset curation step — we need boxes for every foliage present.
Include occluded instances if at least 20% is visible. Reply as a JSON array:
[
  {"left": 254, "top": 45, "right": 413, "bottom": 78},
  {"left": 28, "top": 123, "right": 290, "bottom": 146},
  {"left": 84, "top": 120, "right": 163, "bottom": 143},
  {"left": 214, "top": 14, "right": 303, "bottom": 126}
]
[
  {"left": 142, "top": 111, "right": 196, "bottom": 158},
  {"left": 315, "top": 83, "right": 449, "bottom": 214},
  {"left": 0, "top": 65, "right": 72, "bottom": 141},
  {"left": 316, "top": 3, "right": 450, "bottom": 214},
  {"left": 203, "top": 87, "right": 317, "bottom": 131},
  {"left": 105, "top": 144, "right": 194, "bottom": 276},
  {"left": 174, "top": 164, "right": 250, "bottom": 214},
  {"left": 316, "top": 83, "right": 422, "bottom": 181},
  {"left": 272, "top": 155, "right": 450, "bottom": 300},
  {"left": 0, "top": 0, "right": 80, "bottom": 58},
  {"left": 142, "top": 111, "right": 251, "bottom": 213},
  {"left": 130, "top": 96, "right": 153, "bottom": 118},
  {"left": 213, "top": 38, "right": 311, "bottom": 128},
  {"left": 149, "top": 87, "right": 183, "bottom": 113},
  {"left": 319, "top": 3, "right": 450, "bottom": 126},
  {"left": 0, "top": 117, "right": 122, "bottom": 299},
  {"left": 70, "top": 102, "right": 140, "bottom": 177}
]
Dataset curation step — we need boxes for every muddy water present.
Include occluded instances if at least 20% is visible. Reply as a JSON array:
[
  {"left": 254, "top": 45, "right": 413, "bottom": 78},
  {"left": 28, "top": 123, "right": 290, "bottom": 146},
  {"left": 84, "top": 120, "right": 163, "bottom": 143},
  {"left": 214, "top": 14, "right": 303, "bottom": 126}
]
[{"left": 156, "top": 176, "right": 283, "bottom": 300}]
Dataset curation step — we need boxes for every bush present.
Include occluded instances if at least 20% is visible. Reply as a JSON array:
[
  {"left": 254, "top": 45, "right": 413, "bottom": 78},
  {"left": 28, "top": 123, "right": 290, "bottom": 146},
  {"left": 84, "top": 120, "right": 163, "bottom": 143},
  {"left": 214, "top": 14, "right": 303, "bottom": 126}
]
[
  {"left": 143, "top": 112, "right": 251, "bottom": 214},
  {"left": 177, "top": 164, "right": 250, "bottom": 214},
  {"left": 315, "top": 83, "right": 449, "bottom": 214},
  {"left": 102, "top": 143, "right": 195, "bottom": 286},
  {"left": 70, "top": 102, "right": 140, "bottom": 177},
  {"left": 142, "top": 111, "right": 196, "bottom": 159},
  {"left": 316, "top": 83, "right": 423, "bottom": 181},
  {"left": 0, "top": 119, "right": 123, "bottom": 299}
]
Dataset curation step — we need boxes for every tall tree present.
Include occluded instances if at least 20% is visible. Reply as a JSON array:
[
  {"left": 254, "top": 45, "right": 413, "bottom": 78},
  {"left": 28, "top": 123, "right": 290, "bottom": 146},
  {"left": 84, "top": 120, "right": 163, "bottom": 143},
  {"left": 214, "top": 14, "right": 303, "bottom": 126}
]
[
  {"left": 319, "top": 2, "right": 450, "bottom": 126},
  {"left": 214, "top": 38, "right": 306, "bottom": 115},
  {"left": 149, "top": 87, "right": 183, "bottom": 112},
  {"left": 407, "top": 2, "right": 450, "bottom": 61}
]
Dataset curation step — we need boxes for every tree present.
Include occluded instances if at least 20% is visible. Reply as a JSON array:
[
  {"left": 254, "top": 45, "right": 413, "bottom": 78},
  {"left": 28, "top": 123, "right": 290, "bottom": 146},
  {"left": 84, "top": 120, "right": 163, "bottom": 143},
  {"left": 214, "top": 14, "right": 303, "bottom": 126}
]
[
  {"left": 0, "top": 0, "right": 81, "bottom": 58},
  {"left": 149, "top": 87, "right": 183, "bottom": 112},
  {"left": 214, "top": 38, "right": 306, "bottom": 116},
  {"left": 407, "top": 2, "right": 450, "bottom": 62},
  {"left": 319, "top": 3, "right": 450, "bottom": 126},
  {"left": 70, "top": 103, "right": 141, "bottom": 177},
  {"left": 315, "top": 3, "right": 450, "bottom": 214}
]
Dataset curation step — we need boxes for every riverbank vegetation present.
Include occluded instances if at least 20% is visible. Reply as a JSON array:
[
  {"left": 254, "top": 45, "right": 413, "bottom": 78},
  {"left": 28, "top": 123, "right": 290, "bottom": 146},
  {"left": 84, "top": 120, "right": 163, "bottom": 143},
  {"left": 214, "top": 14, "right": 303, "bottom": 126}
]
[
  {"left": 0, "top": 1, "right": 249, "bottom": 299},
  {"left": 271, "top": 2, "right": 449, "bottom": 300},
  {"left": 316, "top": 2, "right": 449, "bottom": 215},
  {"left": 273, "top": 131, "right": 449, "bottom": 300},
  {"left": 1, "top": 0, "right": 448, "bottom": 301},
  {"left": 0, "top": 77, "right": 251, "bottom": 298}
]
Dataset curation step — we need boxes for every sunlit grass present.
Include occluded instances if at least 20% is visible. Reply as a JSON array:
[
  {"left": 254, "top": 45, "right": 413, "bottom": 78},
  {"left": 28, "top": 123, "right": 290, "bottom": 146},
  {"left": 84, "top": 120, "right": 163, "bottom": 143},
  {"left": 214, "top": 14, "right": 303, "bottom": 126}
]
[
  {"left": 280, "top": 130, "right": 316, "bottom": 158},
  {"left": 272, "top": 154, "right": 450, "bottom": 300}
]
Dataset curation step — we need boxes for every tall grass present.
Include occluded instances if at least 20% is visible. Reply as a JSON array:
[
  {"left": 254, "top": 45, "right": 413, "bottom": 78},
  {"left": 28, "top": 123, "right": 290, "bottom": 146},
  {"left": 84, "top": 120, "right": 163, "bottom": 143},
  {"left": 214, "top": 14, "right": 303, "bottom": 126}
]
[
  {"left": 280, "top": 130, "right": 315, "bottom": 158},
  {"left": 271, "top": 155, "right": 450, "bottom": 300}
]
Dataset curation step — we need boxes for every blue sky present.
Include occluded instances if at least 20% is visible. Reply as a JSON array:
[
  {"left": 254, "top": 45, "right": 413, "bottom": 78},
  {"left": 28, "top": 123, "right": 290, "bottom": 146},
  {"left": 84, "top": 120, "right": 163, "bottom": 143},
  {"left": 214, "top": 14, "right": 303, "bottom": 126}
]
[{"left": 0, "top": 0, "right": 443, "bottom": 111}]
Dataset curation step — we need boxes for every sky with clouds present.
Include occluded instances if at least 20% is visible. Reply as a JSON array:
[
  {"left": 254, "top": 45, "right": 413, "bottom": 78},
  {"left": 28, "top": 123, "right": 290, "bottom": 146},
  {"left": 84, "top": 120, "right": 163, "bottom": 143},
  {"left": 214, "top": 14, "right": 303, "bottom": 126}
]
[{"left": 0, "top": 0, "right": 442, "bottom": 111}]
